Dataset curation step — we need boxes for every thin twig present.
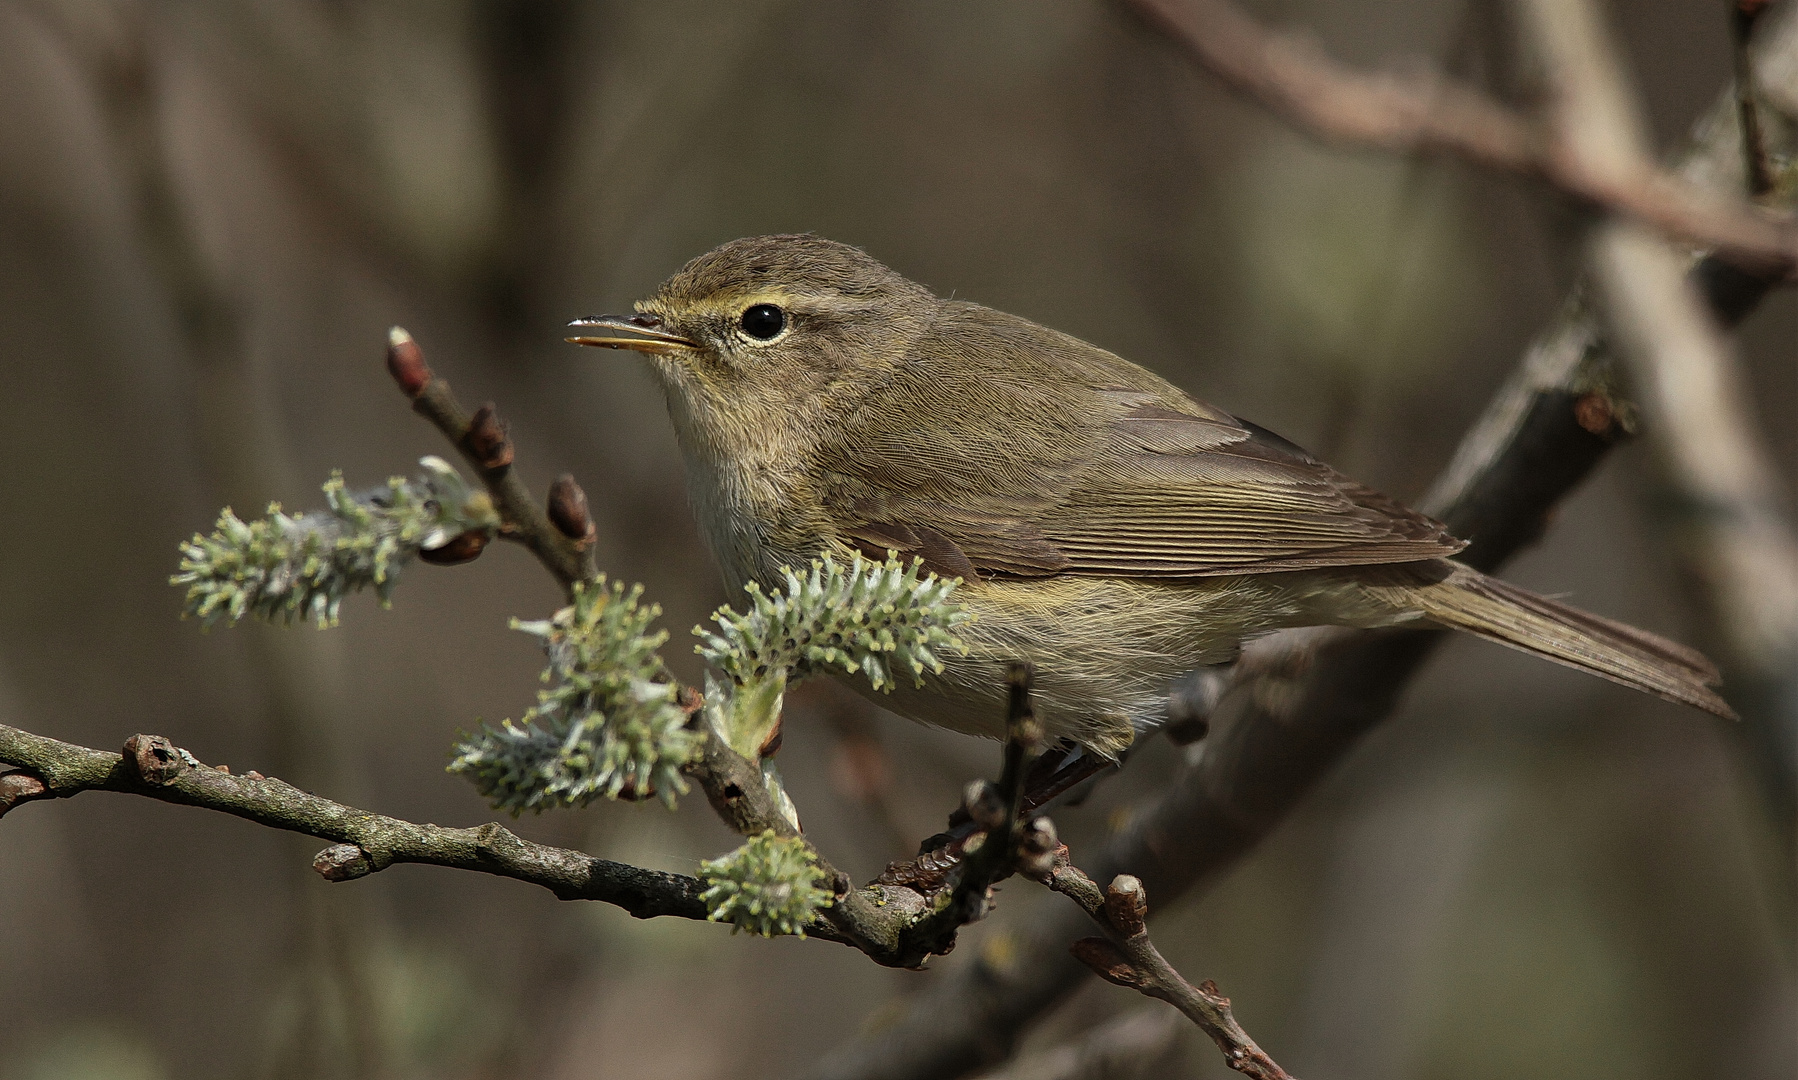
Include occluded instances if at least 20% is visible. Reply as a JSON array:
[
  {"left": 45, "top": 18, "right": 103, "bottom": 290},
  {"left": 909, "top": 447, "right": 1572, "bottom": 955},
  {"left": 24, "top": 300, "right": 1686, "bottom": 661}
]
[
  {"left": 386, "top": 328, "right": 598, "bottom": 596},
  {"left": 944, "top": 665, "right": 1043, "bottom": 919},
  {"left": 1032, "top": 858, "right": 1293, "bottom": 1080},
  {"left": 1119, "top": 0, "right": 1798, "bottom": 272},
  {"left": 887, "top": 665, "right": 1068, "bottom": 960}
]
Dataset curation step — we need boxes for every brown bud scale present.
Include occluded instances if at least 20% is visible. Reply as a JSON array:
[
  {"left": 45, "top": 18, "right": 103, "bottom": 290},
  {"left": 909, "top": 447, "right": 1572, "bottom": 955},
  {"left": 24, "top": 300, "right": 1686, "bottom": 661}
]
[
  {"left": 386, "top": 327, "right": 432, "bottom": 397},
  {"left": 547, "top": 473, "right": 596, "bottom": 542},
  {"left": 313, "top": 844, "right": 373, "bottom": 881},
  {"left": 419, "top": 529, "right": 489, "bottom": 565},
  {"left": 0, "top": 771, "right": 49, "bottom": 817},
  {"left": 1070, "top": 937, "right": 1145, "bottom": 988},
  {"left": 1104, "top": 874, "right": 1148, "bottom": 937},
  {"left": 465, "top": 404, "right": 514, "bottom": 470}
]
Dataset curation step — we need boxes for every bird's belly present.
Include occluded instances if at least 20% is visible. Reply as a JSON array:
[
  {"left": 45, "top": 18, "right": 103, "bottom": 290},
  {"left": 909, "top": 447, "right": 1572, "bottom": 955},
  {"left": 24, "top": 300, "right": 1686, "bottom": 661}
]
[{"left": 857, "top": 571, "right": 1411, "bottom": 758}]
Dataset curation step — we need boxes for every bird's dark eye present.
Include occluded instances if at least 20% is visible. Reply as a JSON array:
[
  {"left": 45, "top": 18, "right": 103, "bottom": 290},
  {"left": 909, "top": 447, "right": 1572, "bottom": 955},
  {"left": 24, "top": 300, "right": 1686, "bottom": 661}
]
[{"left": 740, "top": 303, "right": 785, "bottom": 340}]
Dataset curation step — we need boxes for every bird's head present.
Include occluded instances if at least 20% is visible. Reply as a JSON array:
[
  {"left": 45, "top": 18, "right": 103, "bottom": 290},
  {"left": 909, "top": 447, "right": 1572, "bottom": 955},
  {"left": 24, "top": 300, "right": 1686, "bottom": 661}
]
[{"left": 569, "top": 234, "right": 935, "bottom": 453}]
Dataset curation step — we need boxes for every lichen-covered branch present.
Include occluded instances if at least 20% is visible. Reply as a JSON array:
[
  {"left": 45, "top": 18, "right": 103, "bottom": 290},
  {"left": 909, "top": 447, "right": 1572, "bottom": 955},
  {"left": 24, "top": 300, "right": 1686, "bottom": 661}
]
[{"left": 0, "top": 721, "right": 711, "bottom": 922}]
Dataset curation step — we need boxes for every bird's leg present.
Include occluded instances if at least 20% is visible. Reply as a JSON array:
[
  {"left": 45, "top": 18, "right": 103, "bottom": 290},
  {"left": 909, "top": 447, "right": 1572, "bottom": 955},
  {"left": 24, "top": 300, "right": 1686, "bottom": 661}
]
[
  {"left": 877, "top": 742, "right": 1115, "bottom": 891},
  {"left": 1020, "top": 744, "right": 1116, "bottom": 813},
  {"left": 881, "top": 660, "right": 1240, "bottom": 888}
]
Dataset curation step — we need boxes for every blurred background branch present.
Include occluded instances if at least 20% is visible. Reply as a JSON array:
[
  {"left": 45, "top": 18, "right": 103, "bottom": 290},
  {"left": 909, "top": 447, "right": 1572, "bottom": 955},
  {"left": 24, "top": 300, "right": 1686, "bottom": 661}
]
[
  {"left": 1122, "top": 0, "right": 1798, "bottom": 271},
  {"left": 1516, "top": 0, "right": 1798, "bottom": 836},
  {"left": 809, "top": 3, "right": 1798, "bottom": 1078}
]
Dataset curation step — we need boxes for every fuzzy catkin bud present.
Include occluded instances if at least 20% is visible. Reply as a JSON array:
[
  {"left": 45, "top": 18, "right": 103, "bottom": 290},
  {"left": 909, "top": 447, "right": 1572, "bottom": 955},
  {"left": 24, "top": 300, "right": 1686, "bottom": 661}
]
[
  {"left": 449, "top": 578, "right": 700, "bottom": 811},
  {"left": 171, "top": 457, "right": 497, "bottom": 628},
  {"left": 696, "top": 552, "right": 970, "bottom": 693},
  {"left": 699, "top": 831, "right": 832, "bottom": 938}
]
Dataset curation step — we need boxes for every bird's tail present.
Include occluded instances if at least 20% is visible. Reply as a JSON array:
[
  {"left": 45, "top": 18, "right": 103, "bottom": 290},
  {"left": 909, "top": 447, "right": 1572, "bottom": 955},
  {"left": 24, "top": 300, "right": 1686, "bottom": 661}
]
[{"left": 1369, "top": 563, "right": 1735, "bottom": 719}]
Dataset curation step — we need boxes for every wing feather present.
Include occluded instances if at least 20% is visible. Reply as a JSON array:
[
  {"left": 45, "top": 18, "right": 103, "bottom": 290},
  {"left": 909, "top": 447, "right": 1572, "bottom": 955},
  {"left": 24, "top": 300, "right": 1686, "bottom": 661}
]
[{"left": 818, "top": 302, "right": 1464, "bottom": 580}]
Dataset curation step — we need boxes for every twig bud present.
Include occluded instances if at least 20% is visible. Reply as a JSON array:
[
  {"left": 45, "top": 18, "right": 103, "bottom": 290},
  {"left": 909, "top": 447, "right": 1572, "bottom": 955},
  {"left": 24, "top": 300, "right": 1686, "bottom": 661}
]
[
  {"left": 875, "top": 842, "right": 962, "bottom": 891},
  {"left": 1016, "top": 817, "right": 1060, "bottom": 878},
  {"left": 547, "top": 474, "right": 596, "bottom": 542},
  {"left": 1070, "top": 937, "right": 1146, "bottom": 988},
  {"left": 0, "top": 771, "right": 48, "bottom": 818},
  {"left": 313, "top": 844, "right": 373, "bottom": 881},
  {"left": 418, "top": 529, "right": 490, "bottom": 565},
  {"left": 1003, "top": 661, "right": 1045, "bottom": 752},
  {"left": 123, "top": 734, "right": 185, "bottom": 786},
  {"left": 465, "top": 404, "right": 514, "bottom": 470},
  {"left": 1573, "top": 391, "right": 1615, "bottom": 436},
  {"left": 963, "top": 779, "right": 1006, "bottom": 831},
  {"left": 1105, "top": 874, "right": 1148, "bottom": 937},
  {"left": 386, "top": 327, "right": 432, "bottom": 398}
]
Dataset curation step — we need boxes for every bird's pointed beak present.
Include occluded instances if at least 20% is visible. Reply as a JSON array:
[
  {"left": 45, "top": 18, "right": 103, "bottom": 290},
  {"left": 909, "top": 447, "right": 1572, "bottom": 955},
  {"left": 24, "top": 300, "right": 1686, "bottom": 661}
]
[{"left": 565, "top": 313, "right": 697, "bottom": 355}]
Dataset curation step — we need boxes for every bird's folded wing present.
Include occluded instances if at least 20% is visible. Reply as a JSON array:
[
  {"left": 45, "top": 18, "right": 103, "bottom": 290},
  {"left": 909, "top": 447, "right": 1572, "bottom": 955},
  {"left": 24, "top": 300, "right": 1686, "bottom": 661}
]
[{"left": 831, "top": 395, "right": 1464, "bottom": 581}]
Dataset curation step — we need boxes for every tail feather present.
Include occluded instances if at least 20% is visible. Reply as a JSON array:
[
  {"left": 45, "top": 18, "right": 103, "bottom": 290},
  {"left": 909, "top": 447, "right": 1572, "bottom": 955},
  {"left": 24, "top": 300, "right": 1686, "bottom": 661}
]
[{"left": 1383, "top": 564, "right": 1735, "bottom": 719}]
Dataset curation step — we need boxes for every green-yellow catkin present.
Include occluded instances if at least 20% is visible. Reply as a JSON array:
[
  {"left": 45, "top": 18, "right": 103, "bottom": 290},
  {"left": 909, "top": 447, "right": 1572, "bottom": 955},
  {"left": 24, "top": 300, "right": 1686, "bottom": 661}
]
[
  {"left": 698, "top": 831, "right": 832, "bottom": 938},
  {"left": 171, "top": 456, "right": 496, "bottom": 628},
  {"left": 450, "top": 578, "right": 699, "bottom": 811},
  {"left": 696, "top": 552, "right": 970, "bottom": 692}
]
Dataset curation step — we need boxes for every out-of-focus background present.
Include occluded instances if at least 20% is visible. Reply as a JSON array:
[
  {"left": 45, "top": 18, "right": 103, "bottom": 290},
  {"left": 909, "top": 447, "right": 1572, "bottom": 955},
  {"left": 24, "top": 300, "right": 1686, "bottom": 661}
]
[{"left": 0, "top": 2, "right": 1792, "bottom": 1078}]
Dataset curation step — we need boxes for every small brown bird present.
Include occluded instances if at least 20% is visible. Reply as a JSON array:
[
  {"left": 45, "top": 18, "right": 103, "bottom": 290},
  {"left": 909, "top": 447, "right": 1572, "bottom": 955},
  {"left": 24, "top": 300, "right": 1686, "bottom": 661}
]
[{"left": 571, "top": 234, "right": 1732, "bottom": 758}]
